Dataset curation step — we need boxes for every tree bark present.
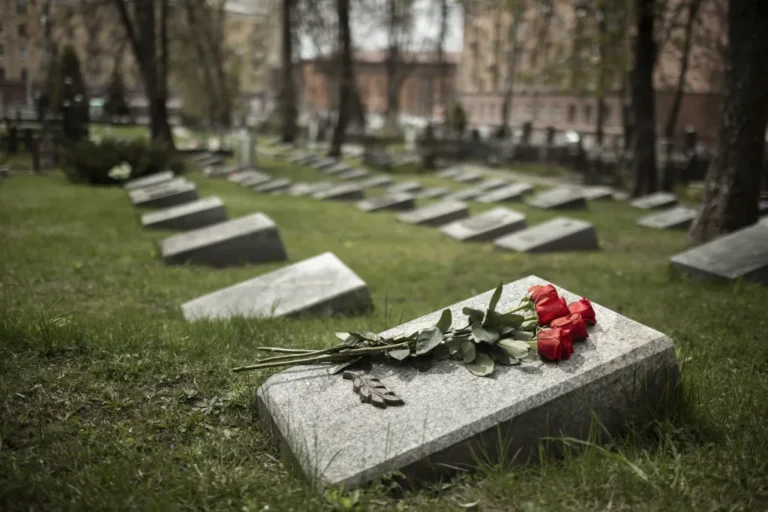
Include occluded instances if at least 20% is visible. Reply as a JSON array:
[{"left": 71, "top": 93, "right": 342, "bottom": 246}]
[
  {"left": 435, "top": 0, "right": 449, "bottom": 119},
  {"left": 281, "top": 0, "right": 298, "bottom": 143},
  {"left": 329, "top": 0, "right": 352, "bottom": 158},
  {"left": 689, "top": 0, "right": 768, "bottom": 244},
  {"left": 501, "top": 2, "right": 524, "bottom": 133},
  {"left": 631, "top": 0, "right": 658, "bottom": 197}
]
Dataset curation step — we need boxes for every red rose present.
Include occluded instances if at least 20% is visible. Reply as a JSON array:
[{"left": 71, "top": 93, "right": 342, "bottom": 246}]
[
  {"left": 535, "top": 295, "right": 570, "bottom": 326},
  {"left": 551, "top": 313, "right": 588, "bottom": 341},
  {"left": 569, "top": 298, "right": 596, "bottom": 325},
  {"left": 528, "top": 284, "right": 558, "bottom": 304},
  {"left": 537, "top": 328, "right": 574, "bottom": 361}
]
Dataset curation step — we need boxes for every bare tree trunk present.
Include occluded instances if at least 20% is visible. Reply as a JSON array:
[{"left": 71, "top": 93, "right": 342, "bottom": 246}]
[
  {"left": 501, "top": 4, "right": 524, "bottom": 133},
  {"left": 436, "top": 0, "right": 449, "bottom": 118},
  {"left": 631, "top": 0, "right": 658, "bottom": 197},
  {"left": 281, "top": 0, "right": 297, "bottom": 143},
  {"left": 329, "top": 0, "right": 352, "bottom": 158},
  {"left": 595, "top": 6, "right": 607, "bottom": 147},
  {"left": 385, "top": 0, "right": 401, "bottom": 129},
  {"left": 689, "top": 0, "right": 768, "bottom": 244}
]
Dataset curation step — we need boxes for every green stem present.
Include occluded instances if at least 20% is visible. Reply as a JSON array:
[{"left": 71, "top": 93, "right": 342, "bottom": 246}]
[
  {"left": 523, "top": 315, "right": 538, "bottom": 323},
  {"left": 504, "top": 303, "right": 531, "bottom": 315},
  {"left": 255, "top": 344, "right": 345, "bottom": 364},
  {"left": 254, "top": 347, "right": 315, "bottom": 354}
]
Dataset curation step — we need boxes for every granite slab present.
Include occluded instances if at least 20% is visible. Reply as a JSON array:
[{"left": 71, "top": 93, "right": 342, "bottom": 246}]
[
  {"left": 182, "top": 252, "right": 371, "bottom": 321},
  {"left": 205, "top": 164, "right": 244, "bottom": 178},
  {"left": 290, "top": 154, "right": 311, "bottom": 164},
  {"left": 141, "top": 196, "right": 227, "bottom": 230},
  {"left": 630, "top": 192, "right": 678, "bottom": 210},
  {"left": 419, "top": 187, "right": 451, "bottom": 199},
  {"left": 288, "top": 181, "right": 334, "bottom": 197},
  {"left": 476, "top": 183, "right": 533, "bottom": 204},
  {"left": 581, "top": 186, "right": 615, "bottom": 201},
  {"left": 129, "top": 179, "right": 199, "bottom": 209},
  {"left": 527, "top": 187, "right": 588, "bottom": 210},
  {"left": 637, "top": 207, "right": 698, "bottom": 230},
  {"left": 314, "top": 184, "right": 365, "bottom": 201},
  {"left": 357, "top": 193, "right": 416, "bottom": 213},
  {"left": 228, "top": 169, "right": 268, "bottom": 185},
  {"left": 240, "top": 173, "right": 273, "bottom": 188},
  {"left": 160, "top": 213, "right": 287, "bottom": 267},
  {"left": 436, "top": 167, "right": 463, "bottom": 179},
  {"left": 197, "top": 155, "right": 225, "bottom": 168},
  {"left": 454, "top": 171, "right": 484, "bottom": 184},
  {"left": 254, "top": 178, "right": 292, "bottom": 193},
  {"left": 441, "top": 207, "right": 527, "bottom": 242},
  {"left": 494, "top": 217, "right": 599, "bottom": 253},
  {"left": 388, "top": 181, "right": 423, "bottom": 194},
  {"left": 256, "top": 275, "right": 678, "bottom": 489},
  {"left": 397, "top": 201, "right": 469, "bottom": 227},
  {"left": 358, "top": 176, "right": 394, "bottom": 189},
  {"left": 339, "top": 168, "right": 370, "bottom": 181},
  {"left": 124, "top": 170, "right": 175, "bottom": 190},
  {"left": 444, "top": 187, "right": 485, "bottom": 202},
  {"left": 312, "top": 158, "right": 338, "bottom": 171},
  {"left": 476, "top": 178, "right": 508, "bottom": 191},
  {"left": 670, "top": 223, "right": 768, "bottom": 284},
  {"left": 324, "top": 163, "right": 352, "bottom": 175}
]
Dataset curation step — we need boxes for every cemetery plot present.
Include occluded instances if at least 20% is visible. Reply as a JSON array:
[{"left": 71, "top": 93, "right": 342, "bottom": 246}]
[
  {"left": 123, "top": 170, "right": 175, "bottom": 191},
  {"left": 160, "top": 213, "right": 288, "bottom": 267},
  {"left": 636, "top": 207, "right": 698, "bottom": 230},
  {"left": 312, "top": 159, "right": 338, "bottom": 171},
  {"left": 314, "top": 184, "right": 365, "bottom": 201},
  {"left": 476, "top": 178, "right": 508, "bottom": 191},
  {"left": 476, "top": 183, "right": 533, "bottom": 204},
  {"left": 445, "top": 187, "right": 486, "bottom": 202},
  {"left": 229, "top": 170, "right": 270, "bottom": 185},
  {"left": 141, "top": 196, "right": 227, "bottom": 231},
  {"left": 454, "top": 171, "right": 484, "bottom": 184},
  {"left": 197, "top": 155, "right": 225, "bottom": 168},
  {"left": 254, "top": 178, "right": 292, "bottom": 194},
  {"left": 358, "top": 176, "right": 394, "bottom": 189},
  {"left": 182, "top": 252, "right": 371, "bottom": 321},
  {"left": 357, "top": 193, "right": 416, "bottom": 213},
  {"left": 288, "top": 181, "right": 334, "bottom": 197},
  {"left": 494, "top": 217, "right": 599, "bottom": 253},
  {"left": 436, "top": 167, "right": 463, "bottom": 179},
  {"left": 205, "top": 164, "right": 248, "bottom": 178},
  {"left": 397, "top": 201, "right": 469, "bottom": 227},
  {"left": 129, "top": 179, "right": 199, "bottom": 209},
  {"left": 256, "top": 276, "right": 678, "bottom": 489},
  {"left": 419, "top": 187, "right": 451, "bottom": 199},
  {"left": 323, "top": 163, "right": 352, "bottom": 175},
  {"left": 388, "top": 181, "right": 423, "bottom": 194},
  {"left": 670, "top": 223, "right": 768, "bottom": 284},
  {"left": 290, "top": 154, "right": 311, "bottom": 164},
  {"left": 630, "top": 192, "right": 678, "bottom": 210},
  {"left": 338, "top": 168, "right": 370, "bottom": 181},
  {"left": 441, "top": 207, "right": 527, "bottom": 242},
  {"left": 527, "top": 187, "right": 588, "bottom": 210},
  {"left": 581, "top": 186, "right": 615, "bottom": 201},
  {"left": 240, "top": 173, "right": 273, "bottom": 188}
]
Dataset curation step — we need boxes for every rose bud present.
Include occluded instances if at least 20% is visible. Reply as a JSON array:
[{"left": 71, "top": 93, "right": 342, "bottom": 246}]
[
  {"left": 537, "top": 328, "right": 573, "bottom": 361},
  {"left": 535, "top": 295, "right": 570, "bottom": 326},
  {"left": 568, "top": 298, "right": 596, "bottom": 325},
  {"left": 528, "top": 284, "right": 558, "bottom": 304},
  {"left": 551, "top": 313, "right": 588, "bottom": 341}
]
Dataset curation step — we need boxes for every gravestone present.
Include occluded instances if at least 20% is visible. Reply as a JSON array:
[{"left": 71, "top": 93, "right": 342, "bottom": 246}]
[
  {"left": 397, "top": 201, "right": 469, "bottom": 227},
  {"left": 454, "top": 171, "right": 484, "bottom": 184},
  {"left": 290, "top": 154, "right": 311, "bottom": 164},
  {"left": 476, "top": 178, "right": 508, "bottom": 191},
  {"left": 130, "top": 179, "right": 199, "bottom": 209},
  {"left": 182, "top": 252, "right": 371, "bottom": 321},
  {"left": 141, "top": 196, "right": 227, "bottom": 231},
  {"left": 297, "top": 154, "right": 321, "bottom": 166},
  {"left": 198, "top": 155, "right": 225, "bottom": 168},
  {"left": 528, "top": 187, "right": 588, "bottom": 210},
  {"left": 670, "top": 223, "right": 768, "bottom": 284},
  {"left": 445, "top": 187, "right": 485, "bottom": 202},
  {"left": 357, "top": 193, "right": 416, "bottom": 213},
  {"left": 229, "top": 170, "right": 270, "bottom": 185},
  {"left": 388, "top": 181, "right": 423, "bottom": 195},
  {"left": 288, "top": 182, "right": 334, "bottom": 197},
  {"left": 437, "top": 167, "right": 462, "bottom": 179},
  {"left": 241, "top": 173, "right": 273, "bottom": 188},
  {"left": 630, "top": 192, "right": 678, "bottom": 210},
  {"left": 313, "top": 158, "right": 338, "bottom": 171},
  {"left": 441, "top": 207, "right": 527, "bottom": 242},
  {"left": 476, "top": 183, "right": 533, "bottom": 204},
  {"left": 314, "top": 184, "right": 365, "bottom": 201},
  {"left": 205, "top": 164, "right": 245, "bottom": 178},
  {"left": 339, "top": 168, "right": 370, "bottom": 181},
  {"left": 494, "top": 217, "right": 599, "bottom": 253},
  {"left": 256, "top": 275, "right": 678, "bottom": 489},
  {"left": 637, "top": 207, "right": 698, "bottom": 230},
  {"left": 581, "top": 186, "right": 614, "bottom": 201},
  {"left": 124, "top": 170, "right": 175, "bottom": 191},
  {"left": 324, "top": 163, "right": 352, "bottom": 175},
  {"left": 419, "top": 187, "right": 451, "bottom": 199},
  {"left": 255, "top": 178, "right": 292, "bottom": 194},
  {"left": 160, "top": 213, "right": 288, "bottom": 267},
  {"left": 358, "top": 176, "right": 394, "bottom": 189}
]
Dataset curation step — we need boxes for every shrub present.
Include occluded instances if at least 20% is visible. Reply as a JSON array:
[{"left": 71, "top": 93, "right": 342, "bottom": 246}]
[{"left": 61, "top": 138, "right": 185, "bottom": 185}]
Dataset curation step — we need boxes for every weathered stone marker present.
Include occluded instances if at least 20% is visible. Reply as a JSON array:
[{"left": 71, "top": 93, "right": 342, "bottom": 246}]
[
  {"left": 527, "top": 187, "right": 588, "bottom": 210},
  {"left": 160, "top": 213, "right": 288, "bottom": 266},
  {"left": 312, "top": 158, "right": 338, "bottom": 171},
  {"left": 357, "top": 193, "right": 416, "bottom": 213},
  {"left": 339, "top": 168, "right": 370, "bottom": 181},
  {"left": 670, "top": 222, "right": 768, "bottom": 284},
  {"left": 229, "top": 169, "right": 269, "bottom": 185},
  {"left": 256, "top": 276, "right": 678, "bottom": 489},
  {"left": 476, "top": 178, "right": 508, "bottom": 191},
  {"left": 454, "top": 171, "right": 484, "bottom": 184},
  {"left": 314, "top": 184, "right": 365, "bottom": 201},
  {"left": 397, "top": 201, "right": 469, "bottom": 227},
  {"left": 288, "top": 181, "right": 334, "bottom": 197},
  {"left": 419, "top": 187, "right": 451, "bottom": 199},
  {"left": 130, "top": 179, "right": 199, "bottom": 209},
  {"left": 630, "top": 192, "right": 678, "bottom": 210},
  {"left": 494, "top": 217, "right": 599, "bottom": 253},
  {"left": 441, "top": 207, "right": 526, "bottom": 242},
  {"left": 240, "top": 173, "right": 273, "bottom": 188},
  {"left": 581, "top": 186, "right": 614, "bottom": 201},
  {"left": 637, "top": 207, "right": 698, "bottom": 230},
  {"left": 388, "top": 181, "right": 423, "bottom": 195},
  {"left": 124, "top": 170, "right": 175, "bottom": 191},
  {"left": 205, "top": 163, "right": 245, "bottom": 178},
  {"left": 182, "top": 252, "right": 371, "bottom": 321},
  {"left": 254, "top": 178, "right": 292, "bottom": 194},
  {"left": 323, "top": 163, "right": 352, "bottom": 175},
  {"left": 141, "top": 196, "right": 227, "bottom": 230},
  {"left": 436, "top": 167, "right": 463, "bottom": 179},
  {"left": 358, "top": 176, "right": 394, "bottom": 189},
  {"left": 476, "top": 183, "right": 533, "bottom": 204},
  {"left": 445, "top": 186, "right": 486, "bottom": 202}
]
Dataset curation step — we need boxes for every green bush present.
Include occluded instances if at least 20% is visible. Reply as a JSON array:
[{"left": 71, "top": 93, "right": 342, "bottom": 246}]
[{"left": 61, "top": 138, "right": 185, "bottom": 185}]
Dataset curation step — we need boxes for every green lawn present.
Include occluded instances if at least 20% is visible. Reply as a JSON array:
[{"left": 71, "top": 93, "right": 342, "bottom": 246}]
[{"left": 1, "top": 158, "right": 768, "bottom": 511}]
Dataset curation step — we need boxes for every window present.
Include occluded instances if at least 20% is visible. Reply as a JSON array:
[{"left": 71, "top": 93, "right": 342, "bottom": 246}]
[
  {"left": 19, "top": 47, "right": 27, "bottom": 62},
  {"left": 583, "top": 104, "right": 592, "bottom": 123},
  {"left": 568, "top": 104, "right": 576, "bottom": 123},
  {"left": 20, "top": 69, "right": 27, "bottom": 83},
  {"left": 18, "top": 24, "right": 27, "bottom": 38},
  {"left": 17, "top": 0, "right": 27, "bottom": 14}
]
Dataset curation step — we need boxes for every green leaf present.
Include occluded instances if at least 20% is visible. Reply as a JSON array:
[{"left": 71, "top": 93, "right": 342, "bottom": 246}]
[
  {"left": 462, "top": 307, "right": 485, "bottom": 324},
  {"left": 350, "top": 331, "right": 380, "bottom": 342},
  {"left": 471, "top": 323, "right": 499, "bottom": 344},
  {"left": 512, "top": 329, "right": 534, "bottom": 341},
  {"left": 487, "top": 281, "right": 503, "bottom": 315},
  {"left": 415, "top": 327, "right": 444, "bottom": 355},
  {"left": 388, "top": 348, "right": 411, "bottom": 361},
  {"left": 445, "top": 337, "right": 462, "bottom": 355},
  {"left": 436, "top": 309, "right": 452, "bottom": 333},
  {"left": 520, "top": 350, "right": 538, "bottom": 363},
  {"left": 461, "top": 340, "right": 476, "bottom": 363},
  {"left": 489, "top": 345, "right": 516, "bottom": 366},
  {"left": 466, "top": 352, "right": 494, "bottom": 377},
  {"left": 496, "top": 313, "right": 524, "bottom": 328},
  {"left": 498, "top": 338, "right": 531, "bottom": 359}
]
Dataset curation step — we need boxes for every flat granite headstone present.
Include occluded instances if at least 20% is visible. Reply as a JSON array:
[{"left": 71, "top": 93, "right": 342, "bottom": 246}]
[
  {"left": 255, "top": 178, "right": 292, "bottom": 193},
  {"left": 630, "top": 192, "right": 678, "bottom": 210},
  {"left": 397, "top": 201, "right": 469, "bottom": 227},
  {"left": 339, "top": 168, "right": 370, "bottom": 181},
  {"left": 323, "top": 163, "right": 352, "bottom": 175},
  {"left": 476, "top": 178, "right": 508, "bottom": 191},
  {"left": 314, "top": 184, "right": 365, "bottom": 201},
  {"left": 182, "top": 252, "right": 371, "bottom": 321},
  {"left": 454, "top": 171, "right": 484, "bottom": 184},
  {"left": 419, "top": 187, "right": 451, "bottom": 199},
  {"left": 476, "top": 183, "right": 533, "bottom": 204},
  {"left": 229, "top": 169, "right": 268, "bottom": 185},
  {"left": 198, "top": 155, "right": 225, "bottom": 168},
  {"left": 141, "top": 196, "right": 227, "bottom": 230},
  {"left": 205, "top": 164, "right": 244, "bottom": 178},
  {"left": 357, "top": 193, "right": 416, "bottom": 213},
  {"left": 241, "top": 173, "right": 273, "bottom": 188},
  {"left": 441, "top": 207, "right": 527, "bottom": 242},
  {"left": 160, "top": 212, "right": 288, "bottom": 267},
  {"left": 527, "top": 187, "right": 588, "bottom": 210},
  {"left": 124, "top": 170, "right": 175, "bottom": 191},
  {"left": 445, "top": 187, "right": 486, "bottom": 202},
  {"left": 494, "top": 217, "right": 599, "bottom": 253},
  {"left": 436, "top": 167, "right": 463, "bottom": 179},
  {"left": 358, "top": 176, "right": 394, "bottom": 189},
  {"left": 388, "top": 181, "right": 423, "bottom": 194},
  {"left": 637, "top": 207, "right": 698, "bottom": 230},
  {"left": 130, "top": 179, "right": 199, "bottom": 209},
  {"left": 288, "top": 181, "right": 334, "bottom": 197},
  {"left": 670, "top": 222, "right": 768, "bottom": 284},
  {"left": 581, "top": 186, "right": 614, "bottom": 201},
  {"left": 256, "top": 275, "right": 678, "bottom": 488},
  {"left": 312, "top": 158, "right": 338, "bottom": 171},
  {"left": 290, "top": 154, "right": 311, "bottom": 164}
]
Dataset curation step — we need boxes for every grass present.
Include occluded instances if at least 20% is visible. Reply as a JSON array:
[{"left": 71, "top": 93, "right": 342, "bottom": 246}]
[{"left": 2, "top": 156, "right": 768, "bottom": 511}]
